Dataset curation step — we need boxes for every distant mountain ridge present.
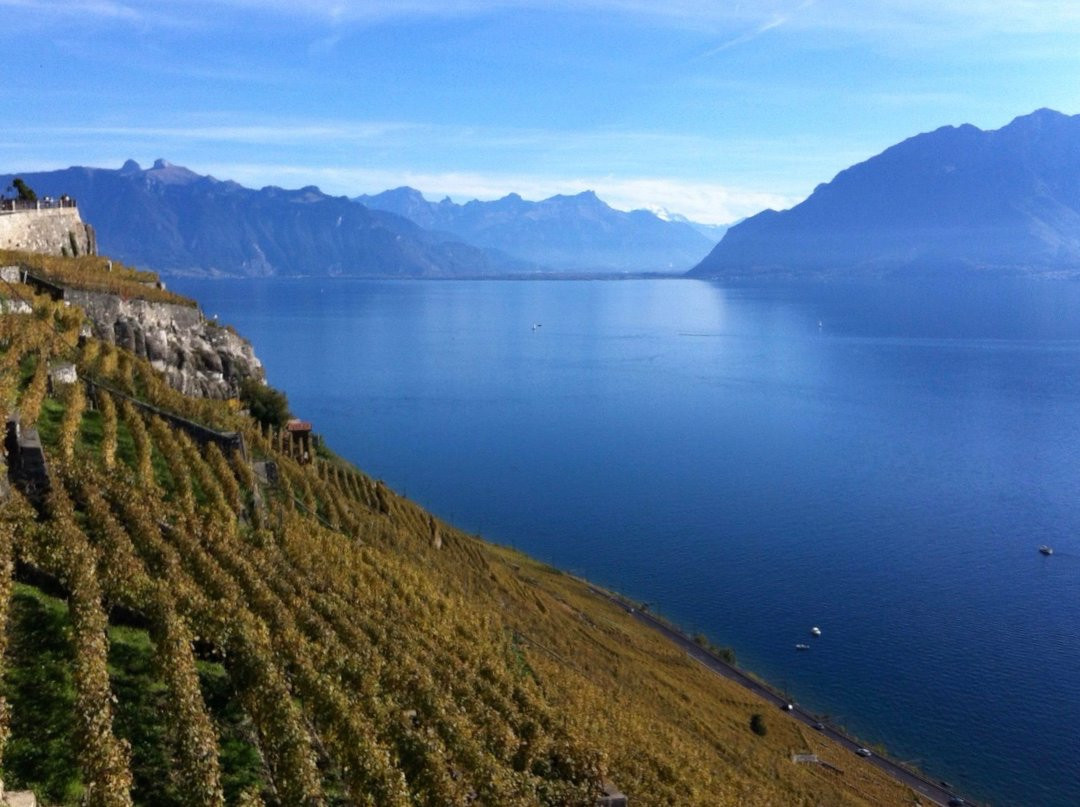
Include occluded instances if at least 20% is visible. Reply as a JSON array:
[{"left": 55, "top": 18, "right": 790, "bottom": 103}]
[
  {"left": 356, "top": 186, "right": 719, "bottom": 273},
  {"left": 690, "top": 108, "right": 1080, "bottom": 278},
  {"left": 645, "top": 207, "right": 730, "bottom": 243},
  {"left": 0, "top": 160, "right": 529, "bottom": 277}
]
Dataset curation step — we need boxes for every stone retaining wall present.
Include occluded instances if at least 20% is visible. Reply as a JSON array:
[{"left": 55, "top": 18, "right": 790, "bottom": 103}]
[{"left": 0, "top": 208, "right": 95, "bottom": 256}]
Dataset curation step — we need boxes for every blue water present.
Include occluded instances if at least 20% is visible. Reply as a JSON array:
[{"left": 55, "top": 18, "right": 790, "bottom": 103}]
[{"left": 173, "top": 276, "right": 1080, "bottom": 807}]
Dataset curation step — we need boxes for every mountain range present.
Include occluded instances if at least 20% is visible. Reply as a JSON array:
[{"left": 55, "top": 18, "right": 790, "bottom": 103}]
[
  {"left": 2, "top": 161, "right": 719, "bottom": 277},
  {"left": 356, "top": 187, "right": 719, "bottom": 273},
  {"left": 690, "top": 108, "right": 1080, "bottom": 278},
  {"left": 14, "top": 108, "right": 1072, "bottom": 281},
  {"left": 0, "top": 160, "right": 534, "bottom": 277}
]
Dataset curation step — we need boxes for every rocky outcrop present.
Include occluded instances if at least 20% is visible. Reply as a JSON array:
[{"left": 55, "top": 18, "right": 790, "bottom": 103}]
[
  {"left": 65, "top": 290, "right": 263, "bottom": 398},
  {"left": 0, "top": 207, "right": 95, "bottom": 257}
]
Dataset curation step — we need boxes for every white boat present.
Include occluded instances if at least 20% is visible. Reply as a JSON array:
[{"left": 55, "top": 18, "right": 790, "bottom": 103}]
[
  {"left": 1039, "top": 545, "right": 1053, "bottom": 556},
  {"left": 795, "top": 643, "right": 810, "bottom": 651},
  {"left": 810, "top": 626, "right": 822, "bottom": 636}
]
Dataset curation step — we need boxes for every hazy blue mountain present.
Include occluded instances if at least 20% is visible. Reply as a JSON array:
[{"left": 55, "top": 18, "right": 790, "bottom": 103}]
[
  {"left": 0, "top": 160, "right": 529, "bottom": 277},
  {"left": 690, "top": 108, "right": 1080, "bottom": 278},
  {"left": 356, "top": 187, "right": 718, "bottom": 273}
]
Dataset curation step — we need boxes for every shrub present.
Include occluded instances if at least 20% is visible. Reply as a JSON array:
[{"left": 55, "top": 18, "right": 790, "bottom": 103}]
[
  {"left": 240, "top": 378, "right": 290, "bottom": 430},
  {"left": 693, "top": 632, "right": 736, "bottom": 665},
  {"left": 750, "top": 714, "right": 767, "bottom": 736}
]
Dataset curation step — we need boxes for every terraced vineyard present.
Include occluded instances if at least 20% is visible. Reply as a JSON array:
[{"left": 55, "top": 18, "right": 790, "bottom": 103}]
[{"left": 0, "top": 265, "right": 919, "bottom": 805}]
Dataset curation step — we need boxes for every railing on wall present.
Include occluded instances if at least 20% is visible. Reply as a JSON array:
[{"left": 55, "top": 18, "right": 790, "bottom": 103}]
[{"left": 0, "top": 196, "right": 78, "bottom": 214}]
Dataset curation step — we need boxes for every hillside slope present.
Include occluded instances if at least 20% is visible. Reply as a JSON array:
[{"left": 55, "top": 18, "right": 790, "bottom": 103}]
[
  {"left": 0, "top": 254, "right": 919, "bottom": 805},
  {"left": 691, "top": 108, "right": 1080, "bottom": 278}
]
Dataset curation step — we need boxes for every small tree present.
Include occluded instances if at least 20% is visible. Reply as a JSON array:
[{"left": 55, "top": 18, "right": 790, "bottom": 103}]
[
  {"left": 750, "top": 714, "right": 767, "bottom": 736},
  {"left": 12, "top": 178, "right": 37, "bottom": 202},
  {"left": 240, "top": 377, "right": 291, "bottom": 430}
]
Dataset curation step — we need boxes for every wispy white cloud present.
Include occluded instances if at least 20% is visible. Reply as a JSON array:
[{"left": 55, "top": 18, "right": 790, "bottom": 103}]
[
  {"left": 191, "top": 161, "right": 797, "bottom": 224},
  {"left": 0, "top": 0, "right": 214, "bottom": 29},
  {"left": 821, "top": 0, "right": 1080, "bottom": 35},
  {"left": 42, "top": 122, "right": 419, "bottom": 145},
  {"left": 699, "top": 2, "right": 816, "bottom": 57},
  {"left": 864, "top": 90, "right": 969, "bottom": 108},
  {"left": 0, "top": 0, "right": 143, "bottom": 20},
  {"left": 308, "top": 32, "right": 343, "bottom": 56},
  {"left": 13, "top": 0, "right": 1080, "bottom": 49},
  {"left": 10, "top": 0, "right": 1080, "bottom": 38},
  {"left": 29, "top": 119, "right": 757, "bottom": 161},
  {"left": 700, "top": 11, "right": 793, "bottom": 57},
  {"left": 140, "top": 0, "right": 1080, "bottom": 35}
]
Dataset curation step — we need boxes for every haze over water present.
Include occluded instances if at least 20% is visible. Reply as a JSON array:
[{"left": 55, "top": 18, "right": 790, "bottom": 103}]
[{"left": 176, "top": 276, "right": 1080, "bottom": 807}]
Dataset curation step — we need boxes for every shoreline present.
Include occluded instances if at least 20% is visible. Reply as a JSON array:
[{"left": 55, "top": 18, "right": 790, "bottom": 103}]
[{"left": 569, "top": 574, "right": 980, "bottom": 807}]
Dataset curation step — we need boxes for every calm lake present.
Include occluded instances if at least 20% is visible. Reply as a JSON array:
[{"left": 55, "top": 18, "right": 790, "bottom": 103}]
[{"left": 173, "top": 276, "right": 1080, "bottom": 807}]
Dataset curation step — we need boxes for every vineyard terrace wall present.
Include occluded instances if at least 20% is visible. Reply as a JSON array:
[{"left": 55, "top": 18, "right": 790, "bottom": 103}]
[{"left": 0, "top": 207, "right": 95, "bottom": 257}]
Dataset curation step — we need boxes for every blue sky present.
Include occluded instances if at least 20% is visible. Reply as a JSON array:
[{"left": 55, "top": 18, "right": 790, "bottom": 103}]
[{"left": 4, "top": 1, "right": 1080, "bottom": 223}]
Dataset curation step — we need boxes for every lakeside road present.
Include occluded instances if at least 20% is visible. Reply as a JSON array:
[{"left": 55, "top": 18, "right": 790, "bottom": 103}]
[{"left": 579, "top": 581, "right": 979, "bottom": 807}]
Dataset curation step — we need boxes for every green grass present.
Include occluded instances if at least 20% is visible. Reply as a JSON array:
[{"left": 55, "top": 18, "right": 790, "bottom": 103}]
[
  {"left": 114, "top": 419, "right": 138, "bottom": 470},
  {"left": 108, "top": 623, "right": 267, "bottom": 806},
  {"left": 196, "top": 660, "right": 267, "bottom": 803},
  {"left": 108, "top": 622, "right": 184, "bottom": 806},
  {"left": 1, "top": 583, "right": 82, "bottom": 804},
  {"left": 150, "top": 443, "right": 178, "bottom": 495},
  {"left": 2, "top": 582, "right": 267, "bottom": 805},
  {"left": 35, "top": 397, "right": 64, "bottom": 449},
  {"left": 37, "top": 394, "right": 111, "bottom": 460},
  {"left": 78, "top": 407, "right": 104, "bottom": 454},
  {"left": 17, "top": 353, "right": 38, "bottom": 388}
]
